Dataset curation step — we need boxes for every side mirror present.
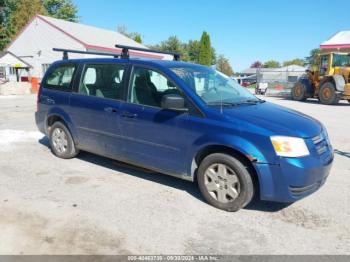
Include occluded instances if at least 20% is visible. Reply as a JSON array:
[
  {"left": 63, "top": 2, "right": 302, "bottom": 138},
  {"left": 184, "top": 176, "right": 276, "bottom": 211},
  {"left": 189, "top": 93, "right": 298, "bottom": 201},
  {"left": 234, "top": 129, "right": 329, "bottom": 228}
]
[{"left": 161, "top": 94, "right": 188, "bottom": 112}]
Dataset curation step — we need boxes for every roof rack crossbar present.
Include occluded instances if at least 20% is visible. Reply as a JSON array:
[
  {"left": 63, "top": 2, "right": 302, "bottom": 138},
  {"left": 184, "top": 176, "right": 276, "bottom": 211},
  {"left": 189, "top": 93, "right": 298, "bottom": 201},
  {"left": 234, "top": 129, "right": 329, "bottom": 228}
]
[
  {"left": 53, "top": 48, "right": 120, "bottom": 60},
  {"left": 115, "top": 44, "right": 181, "bottom": 61}
]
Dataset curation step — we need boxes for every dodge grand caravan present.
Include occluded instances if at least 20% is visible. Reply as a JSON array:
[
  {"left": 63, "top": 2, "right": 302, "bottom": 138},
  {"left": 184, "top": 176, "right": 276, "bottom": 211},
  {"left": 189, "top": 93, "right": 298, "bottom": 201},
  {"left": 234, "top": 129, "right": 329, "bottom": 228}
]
[{"left": 35, "top": 47, "right": 334, "bottom": 211}]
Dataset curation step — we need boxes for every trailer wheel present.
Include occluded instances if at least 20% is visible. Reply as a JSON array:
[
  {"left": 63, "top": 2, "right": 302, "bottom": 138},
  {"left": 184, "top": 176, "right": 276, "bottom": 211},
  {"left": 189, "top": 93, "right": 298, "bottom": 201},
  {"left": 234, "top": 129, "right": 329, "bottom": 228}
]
[
  {"left": 319, "top": 82, "right": 339, "bottom": 105},
  {"left": 292, "top": 82, "right": 307, "bottom": 101}
]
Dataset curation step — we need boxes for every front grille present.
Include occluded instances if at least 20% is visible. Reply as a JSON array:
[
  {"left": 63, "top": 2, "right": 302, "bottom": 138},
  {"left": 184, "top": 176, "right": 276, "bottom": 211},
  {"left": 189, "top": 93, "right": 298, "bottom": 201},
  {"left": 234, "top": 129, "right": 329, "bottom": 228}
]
[{"left": 312, "top": 132, "right": 329, "bottom": 155}]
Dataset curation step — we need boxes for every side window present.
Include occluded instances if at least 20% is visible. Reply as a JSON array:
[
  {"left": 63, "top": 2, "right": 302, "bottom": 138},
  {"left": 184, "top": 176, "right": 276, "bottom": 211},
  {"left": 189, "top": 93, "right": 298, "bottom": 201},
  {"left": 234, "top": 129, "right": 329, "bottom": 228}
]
[
  {"left": 45, "top": 65, "right": 75, "bottom": 90},
  {"left": 129, "top": 67, "right": 181, "bottom": 108},
  {"left": 79, "top": 63, "right": 125, "bottom": 100}
]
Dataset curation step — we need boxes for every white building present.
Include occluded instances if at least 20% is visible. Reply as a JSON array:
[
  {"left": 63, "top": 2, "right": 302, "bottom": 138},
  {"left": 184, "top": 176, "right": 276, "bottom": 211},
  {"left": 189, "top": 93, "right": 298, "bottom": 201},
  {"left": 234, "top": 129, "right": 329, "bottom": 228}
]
[
  {"left": 320, "top": 30, "right": 350, "bottom": 52},
  {"left": 0, "top": 51, "right": 32, "bottom": 82},
  {"left": 4, "top": 15, "right": 171, "bottom": 82}
]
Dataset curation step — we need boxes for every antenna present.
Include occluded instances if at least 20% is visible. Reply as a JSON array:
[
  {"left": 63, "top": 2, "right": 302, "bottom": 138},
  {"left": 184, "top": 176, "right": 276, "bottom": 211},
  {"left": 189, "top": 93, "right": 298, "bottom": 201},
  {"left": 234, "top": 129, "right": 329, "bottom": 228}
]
[{"left": 115, "top": 44, "right": 181, "bottom": 61}]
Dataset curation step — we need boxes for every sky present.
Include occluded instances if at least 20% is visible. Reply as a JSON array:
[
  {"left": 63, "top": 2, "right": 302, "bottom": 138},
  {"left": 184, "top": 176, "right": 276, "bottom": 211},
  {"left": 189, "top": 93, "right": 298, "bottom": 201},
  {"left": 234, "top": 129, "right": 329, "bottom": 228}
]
[{"left": 74, "top": 0, "right": 350, "bottom": 71}]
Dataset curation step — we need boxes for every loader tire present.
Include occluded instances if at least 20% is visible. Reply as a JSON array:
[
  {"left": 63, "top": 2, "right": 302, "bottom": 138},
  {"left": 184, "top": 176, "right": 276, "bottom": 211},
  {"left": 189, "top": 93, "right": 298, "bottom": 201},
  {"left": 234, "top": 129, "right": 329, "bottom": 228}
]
[
  {"left": 292, "top": 82, "right": 307, "bottom": 101},
  {"left": 319, "top": 82, "right": 339, "bottom": 105}
]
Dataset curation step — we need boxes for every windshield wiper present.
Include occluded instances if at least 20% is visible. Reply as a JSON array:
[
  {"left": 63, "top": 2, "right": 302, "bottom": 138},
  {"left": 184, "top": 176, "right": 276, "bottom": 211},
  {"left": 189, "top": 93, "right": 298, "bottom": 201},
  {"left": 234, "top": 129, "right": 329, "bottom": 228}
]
[
  {"left": 207, "top": 101, "right": 239, "bottom": 107},
  {"left": 239, "top": 99, "right": 266, "bottom": 104}
]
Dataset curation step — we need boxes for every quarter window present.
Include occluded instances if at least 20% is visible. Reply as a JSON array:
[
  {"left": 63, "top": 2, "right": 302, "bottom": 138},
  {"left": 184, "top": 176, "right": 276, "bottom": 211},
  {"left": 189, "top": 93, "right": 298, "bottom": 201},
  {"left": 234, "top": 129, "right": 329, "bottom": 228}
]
[
  {"left": 79, "top": 64, "right": 125, "bottom": 100},
  {"left": 45, "top": 65, "right": 76, "bottom": 91},
  {"left": 129, "top": 67, "right": 180, "bottom": 108}
]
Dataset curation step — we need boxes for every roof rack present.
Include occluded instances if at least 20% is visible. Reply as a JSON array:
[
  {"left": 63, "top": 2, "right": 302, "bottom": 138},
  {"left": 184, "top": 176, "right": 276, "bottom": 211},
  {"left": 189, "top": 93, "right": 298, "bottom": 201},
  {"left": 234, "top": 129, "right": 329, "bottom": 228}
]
[
  {"left": 115, "top": 44, "right": 181, "bottom": 61},
  {"left": 53, "top": 48, "right": 120, "bottom": 60}
]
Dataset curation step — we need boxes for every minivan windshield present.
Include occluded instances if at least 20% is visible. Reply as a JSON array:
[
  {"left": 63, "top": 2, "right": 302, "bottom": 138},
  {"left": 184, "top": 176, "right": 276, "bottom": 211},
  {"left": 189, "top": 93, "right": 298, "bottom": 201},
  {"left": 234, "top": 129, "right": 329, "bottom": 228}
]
[{"left": 170, "top": 65, "right": 260, "bottom": 106}]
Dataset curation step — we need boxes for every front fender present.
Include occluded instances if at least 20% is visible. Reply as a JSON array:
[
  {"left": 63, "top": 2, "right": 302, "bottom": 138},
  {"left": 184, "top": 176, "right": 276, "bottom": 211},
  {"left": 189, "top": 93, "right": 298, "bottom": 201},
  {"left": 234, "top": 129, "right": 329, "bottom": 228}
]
[
  {"left": 332, "top": 75, "right": 345, "bottom": 91},
  {"left": 187, "top": 133, "right": 270, "bottom": 177},
  {"left": 188, "top": 134, "right": 277, "bottom": 200},
  {"left": 46, "top": 107, "right": 79, "bottom": 144}
]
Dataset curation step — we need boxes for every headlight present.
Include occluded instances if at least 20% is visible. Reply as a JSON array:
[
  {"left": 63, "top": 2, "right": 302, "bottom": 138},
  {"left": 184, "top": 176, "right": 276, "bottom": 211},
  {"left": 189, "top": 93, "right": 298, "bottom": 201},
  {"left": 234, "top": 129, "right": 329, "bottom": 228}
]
[{"left": 270, "top": 136, "right": 309, "bottom": 157}]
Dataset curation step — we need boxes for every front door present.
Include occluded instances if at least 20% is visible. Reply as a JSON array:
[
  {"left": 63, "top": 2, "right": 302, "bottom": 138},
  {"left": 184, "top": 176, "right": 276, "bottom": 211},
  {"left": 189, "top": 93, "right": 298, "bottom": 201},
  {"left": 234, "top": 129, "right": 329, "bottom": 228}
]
[
  {"left": 119, "top": 66, "right": 190, "bottom": 175},
  {"left": 69, "top": 62, "right": 127, "bottom": 157}
]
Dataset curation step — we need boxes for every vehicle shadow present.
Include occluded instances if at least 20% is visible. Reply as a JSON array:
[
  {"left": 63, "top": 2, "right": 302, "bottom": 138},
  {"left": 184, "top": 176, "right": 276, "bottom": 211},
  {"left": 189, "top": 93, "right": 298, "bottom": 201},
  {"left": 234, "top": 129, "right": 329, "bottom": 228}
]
[
  {"left": 244, "top": 198, "right": 292, "bottom": 212},
  {"left": 38, "top": 136, "right": 205, "bottom": 203},
  {"left": 38, "top": 136, "right": 290, "bottom": 213}
]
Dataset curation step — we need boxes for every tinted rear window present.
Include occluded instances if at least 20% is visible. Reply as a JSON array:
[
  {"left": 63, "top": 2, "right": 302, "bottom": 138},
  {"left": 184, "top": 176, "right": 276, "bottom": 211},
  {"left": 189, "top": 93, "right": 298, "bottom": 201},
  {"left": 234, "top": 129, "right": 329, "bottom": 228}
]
[{"left": 45, "top": 64, "right": 76, "bottom": 91}]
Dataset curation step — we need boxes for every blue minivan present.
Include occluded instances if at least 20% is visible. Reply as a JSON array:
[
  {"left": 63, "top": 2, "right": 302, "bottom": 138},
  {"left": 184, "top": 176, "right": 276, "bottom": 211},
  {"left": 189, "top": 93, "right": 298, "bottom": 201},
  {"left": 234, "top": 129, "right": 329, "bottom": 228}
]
[{"left": 35, "top": 47, "right": 333, "bottom": 211}]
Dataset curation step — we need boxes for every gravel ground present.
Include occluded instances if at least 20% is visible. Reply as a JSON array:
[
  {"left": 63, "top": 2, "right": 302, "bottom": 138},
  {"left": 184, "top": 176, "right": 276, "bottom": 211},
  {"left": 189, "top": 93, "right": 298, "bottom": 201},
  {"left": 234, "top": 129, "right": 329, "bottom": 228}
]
[{"left": 0, "top": 94, "right": 349, "bottom": 255}]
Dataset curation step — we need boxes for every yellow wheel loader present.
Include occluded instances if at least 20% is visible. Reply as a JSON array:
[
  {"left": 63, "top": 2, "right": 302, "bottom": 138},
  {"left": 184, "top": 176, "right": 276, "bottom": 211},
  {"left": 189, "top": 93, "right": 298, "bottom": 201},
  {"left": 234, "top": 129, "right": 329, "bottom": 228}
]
[{"left": 292, "top": 52, "right": 350, "bottom": 105}]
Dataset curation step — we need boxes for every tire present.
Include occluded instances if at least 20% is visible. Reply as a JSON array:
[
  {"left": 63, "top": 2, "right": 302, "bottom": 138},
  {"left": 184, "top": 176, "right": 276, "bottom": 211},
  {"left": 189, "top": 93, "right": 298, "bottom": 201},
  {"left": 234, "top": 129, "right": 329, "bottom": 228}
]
[
  {"left": 292, "top": 82, "right": 307, "bottom": 101},
  {"left": 319, "top": 82, "right": 339, "bottom": 105},
  {"left": 197, "top": 153, "right": 254, "bottom": 212},
  {"left": 49, "top": 121, "right": 79, "bottom": 159}
]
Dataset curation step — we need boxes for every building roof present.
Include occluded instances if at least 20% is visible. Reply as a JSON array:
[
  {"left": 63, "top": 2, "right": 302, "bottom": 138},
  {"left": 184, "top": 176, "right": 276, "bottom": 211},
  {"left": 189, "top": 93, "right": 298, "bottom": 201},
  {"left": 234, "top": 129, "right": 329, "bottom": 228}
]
[
  {"left": 241, "top": 65, "right": 306, "bottom": 74},
  {"left": 320, "top": 30, "right": 350, "bottom": 49},
  {"left": 8, "top": 15, "right": 170, "bottom": 60},
  {"left": 0, "top": 51, "right": 32, "bottom": 68}
]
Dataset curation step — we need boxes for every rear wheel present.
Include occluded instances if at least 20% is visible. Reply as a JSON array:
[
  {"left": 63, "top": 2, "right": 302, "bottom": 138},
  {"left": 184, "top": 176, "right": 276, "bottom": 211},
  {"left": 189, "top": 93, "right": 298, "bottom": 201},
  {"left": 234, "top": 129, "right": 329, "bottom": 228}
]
[
  {"left": 197, "top": 153, "right": 254, "bottom": 212},
  {"left": 292, "top": 82, "right": 307, "bottom": 101},
  {"left": 319, "top": 82, "right": 339, "bottom": 105},
  {"left": 49, "top": 121, "right": 79, "bottom": 159}
]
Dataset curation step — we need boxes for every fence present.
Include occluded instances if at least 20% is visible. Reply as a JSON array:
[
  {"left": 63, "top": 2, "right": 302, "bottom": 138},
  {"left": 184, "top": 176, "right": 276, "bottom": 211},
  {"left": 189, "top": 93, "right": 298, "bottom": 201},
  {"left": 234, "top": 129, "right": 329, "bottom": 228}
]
[{"left": 255, "top": 68, "right": 307, "bottom": 97}]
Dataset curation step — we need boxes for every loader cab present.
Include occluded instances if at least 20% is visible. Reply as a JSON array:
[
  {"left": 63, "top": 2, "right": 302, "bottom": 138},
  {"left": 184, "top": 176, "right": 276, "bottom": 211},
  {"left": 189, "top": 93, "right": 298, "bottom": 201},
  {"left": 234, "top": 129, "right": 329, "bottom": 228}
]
[{"left": 319, "top": 54, "right": 330, "bottom": 76}]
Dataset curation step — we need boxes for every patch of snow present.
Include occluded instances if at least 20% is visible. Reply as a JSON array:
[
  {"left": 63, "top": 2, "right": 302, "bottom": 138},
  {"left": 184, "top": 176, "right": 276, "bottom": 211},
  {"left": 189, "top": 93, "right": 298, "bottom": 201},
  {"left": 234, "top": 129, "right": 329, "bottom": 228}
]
[
  {"left": 0, "top": 130, "right": 43, "bottom": 151},
  {"left": 0, "top": 95, "right": 17, "bottom": 99}
]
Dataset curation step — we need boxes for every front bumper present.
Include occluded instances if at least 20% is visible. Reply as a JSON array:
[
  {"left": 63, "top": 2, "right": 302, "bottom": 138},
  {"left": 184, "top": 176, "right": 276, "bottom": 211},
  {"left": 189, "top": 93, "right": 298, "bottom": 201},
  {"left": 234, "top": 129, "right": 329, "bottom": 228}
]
[{"left": 254, "top": 135, "right": 334, "bottom": 202}]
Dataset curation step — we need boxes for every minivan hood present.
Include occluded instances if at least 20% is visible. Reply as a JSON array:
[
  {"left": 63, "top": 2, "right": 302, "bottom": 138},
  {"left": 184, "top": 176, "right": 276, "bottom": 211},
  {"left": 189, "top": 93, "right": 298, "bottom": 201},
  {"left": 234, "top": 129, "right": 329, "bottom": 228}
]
[{"left": 220, "top": 102, "right": 322, "bottom": 138}]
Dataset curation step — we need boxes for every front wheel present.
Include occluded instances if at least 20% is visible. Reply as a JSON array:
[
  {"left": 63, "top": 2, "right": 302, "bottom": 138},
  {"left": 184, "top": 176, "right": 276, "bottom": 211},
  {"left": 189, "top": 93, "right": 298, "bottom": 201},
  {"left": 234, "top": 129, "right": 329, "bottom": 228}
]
[
  {"left": 197, "top": 153, "right": 254, "bottom": 212},
  {"left": 49, "top": 121, "right": 79, "bottom": 159},
  {"left": 291, "top": 82, "right": 307, "bottom": 101},
  {"left": 319, "top": 82, "right": 339, "bottom": 105}
]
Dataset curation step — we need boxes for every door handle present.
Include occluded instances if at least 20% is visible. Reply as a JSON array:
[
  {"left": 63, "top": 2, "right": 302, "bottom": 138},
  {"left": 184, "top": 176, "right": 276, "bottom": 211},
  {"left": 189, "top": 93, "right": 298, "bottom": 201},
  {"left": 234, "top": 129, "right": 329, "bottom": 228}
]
[
  {"left": 121, "top": 111, "right": 138, "bottom": 118},
  {"left": 104, "top": 107, "right": 118, "bottom": 113}
]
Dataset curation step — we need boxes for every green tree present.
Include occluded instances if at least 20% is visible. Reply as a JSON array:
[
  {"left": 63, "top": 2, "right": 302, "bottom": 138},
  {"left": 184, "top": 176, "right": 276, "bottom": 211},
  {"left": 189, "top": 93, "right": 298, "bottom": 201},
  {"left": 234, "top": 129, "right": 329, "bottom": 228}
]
[
  {"left": 148, "top": 36, "right": 188, "bottom": 60},
  {"left": 263, "top": 60, "right": 280, "bottom": 68},
  {"left": 0, "top": 0, "right": 18, "bottom": 50},
  {"left": 133, "top": 33, "right": 142, "bottom": 44},
  {"left": 305, "top": 48, "right": 320, "bottom": 67},
  {"left": 43, "top": 0, "right": 78, "bottom": 22},
  {"left": 216, "top": 55, "right": 234, "bottom": 76},
  {"left": 9, "top": 0, "right": 47, "bottom": 34},
  {"left": 198, "top": 31, "right": 212, "bottom": 66},
  {"left": 159, "top": 36, "right": 183, "bottom": 53},
  {"left": 185, "top": 39, "right": 200, "bottom": 63},
  {"left": 117, "top": 24, "right": 143, "bottom": 44},
  {"left": 283, "top": 58, "right": 305, "bottom": 67}
]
